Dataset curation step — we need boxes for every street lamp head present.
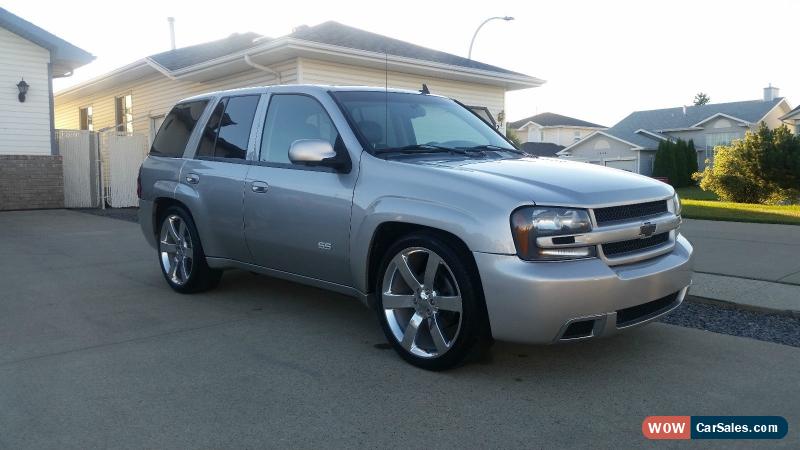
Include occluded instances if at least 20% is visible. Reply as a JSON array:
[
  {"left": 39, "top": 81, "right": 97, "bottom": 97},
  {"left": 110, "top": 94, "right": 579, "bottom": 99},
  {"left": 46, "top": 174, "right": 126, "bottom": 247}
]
[{"left": 503, "top": 16, "right": 514, "bottom": 21}]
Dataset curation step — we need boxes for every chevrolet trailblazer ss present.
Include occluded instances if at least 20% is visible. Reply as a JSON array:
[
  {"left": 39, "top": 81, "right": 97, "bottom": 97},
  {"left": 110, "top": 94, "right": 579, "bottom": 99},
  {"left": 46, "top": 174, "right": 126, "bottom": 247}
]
[{"left": 138, "top": 85, "right": 693, "bottom": 370}]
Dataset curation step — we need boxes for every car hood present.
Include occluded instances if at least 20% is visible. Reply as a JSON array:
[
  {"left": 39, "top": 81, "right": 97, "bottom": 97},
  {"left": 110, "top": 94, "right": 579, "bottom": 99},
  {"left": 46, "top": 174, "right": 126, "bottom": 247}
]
[{"left": 413, "top": 156, "right": 674, "bottom": 207}]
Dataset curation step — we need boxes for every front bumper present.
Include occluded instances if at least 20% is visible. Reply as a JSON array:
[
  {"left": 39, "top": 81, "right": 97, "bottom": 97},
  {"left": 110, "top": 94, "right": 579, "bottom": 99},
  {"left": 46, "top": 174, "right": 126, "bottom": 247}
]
[{"left": 474, "top": 234, "right": 694, "bottom": 344}]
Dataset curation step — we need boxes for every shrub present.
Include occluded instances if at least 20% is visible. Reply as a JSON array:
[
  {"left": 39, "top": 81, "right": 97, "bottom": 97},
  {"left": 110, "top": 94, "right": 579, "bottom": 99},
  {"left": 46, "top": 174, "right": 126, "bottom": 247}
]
[{"left": 696, "top": 124, "right": 800, "bottom": 204}]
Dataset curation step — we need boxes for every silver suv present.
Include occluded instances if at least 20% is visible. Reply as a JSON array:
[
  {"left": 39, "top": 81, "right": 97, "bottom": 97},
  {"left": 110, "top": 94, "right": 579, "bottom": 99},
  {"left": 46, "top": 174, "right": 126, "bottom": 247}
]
[{"left": 138, "top": 85, "right": 693, "bottom": 370}]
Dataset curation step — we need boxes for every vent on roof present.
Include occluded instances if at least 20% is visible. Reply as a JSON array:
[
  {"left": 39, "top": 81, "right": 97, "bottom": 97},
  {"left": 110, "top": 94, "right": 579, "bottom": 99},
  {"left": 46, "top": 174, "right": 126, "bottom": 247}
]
[{"left": 293, "top": 25, "right": 309, "bottom": 33}]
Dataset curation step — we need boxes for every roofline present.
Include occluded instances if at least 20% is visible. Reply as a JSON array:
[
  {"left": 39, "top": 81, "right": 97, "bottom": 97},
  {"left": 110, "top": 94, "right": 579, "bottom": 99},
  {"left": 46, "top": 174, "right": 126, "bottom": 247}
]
[
  {"left": 635, "top": 129, "right": 673, "bottom": 141},
  {"left": 760, "top": 98, "right": 791, "bottom": 123},
  {"left": 56, "top": 35, "right": 544, "bottom": 97},
  {"left": 0, "top": 7, "right": 94, "bottom": 67},
  {"left": 558, "top": 130, "right": 644, "bottom": 155},
  {"left": 514, "top": 120, "right": 606, "bottom": 130},
  {"left": 691, "top": 112, "right": 752, "bottom": 128}
]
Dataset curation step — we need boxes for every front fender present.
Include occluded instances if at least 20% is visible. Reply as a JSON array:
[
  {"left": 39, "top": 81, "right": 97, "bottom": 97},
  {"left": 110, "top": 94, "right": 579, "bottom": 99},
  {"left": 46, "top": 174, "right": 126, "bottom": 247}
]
[{"left": 350, "top": 195, "right": 514, "bottom": 293}]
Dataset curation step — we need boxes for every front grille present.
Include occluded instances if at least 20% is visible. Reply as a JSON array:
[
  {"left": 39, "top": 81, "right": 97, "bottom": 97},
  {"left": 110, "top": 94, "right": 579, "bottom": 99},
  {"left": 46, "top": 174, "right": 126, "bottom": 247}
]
[
  {"left": 593, "top": 200, "right": 668, "bottom": 225},
  {"left": 602, "top": 232, "right": 669, "bottom": 257},
  {"left": 616, "top": 291, "right": 679, "bottom": 327}
]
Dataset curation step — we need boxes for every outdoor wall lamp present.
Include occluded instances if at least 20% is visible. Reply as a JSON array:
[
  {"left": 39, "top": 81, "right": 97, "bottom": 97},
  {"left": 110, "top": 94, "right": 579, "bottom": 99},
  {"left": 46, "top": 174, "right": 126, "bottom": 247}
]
[{"left": 17, "top": 78, "right": 29, "bottom": 102}]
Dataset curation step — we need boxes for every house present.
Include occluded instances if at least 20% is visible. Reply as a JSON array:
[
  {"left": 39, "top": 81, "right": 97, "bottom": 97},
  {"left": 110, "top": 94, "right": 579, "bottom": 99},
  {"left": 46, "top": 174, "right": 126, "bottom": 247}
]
[
  {"left": 54, "top": 21, "right": 544, "bottom": 142},
  {"left": 558, "top": 87, "right": 793, "bottom": 174},
  {"left": 508, "top": 112, "right": 606, "bottom": 153},
  {"left": 0, "top": 7, "right": 93, "bottom": 211},
  {"left": 780, "top": 104, "right": 800, "bottom": 134}
]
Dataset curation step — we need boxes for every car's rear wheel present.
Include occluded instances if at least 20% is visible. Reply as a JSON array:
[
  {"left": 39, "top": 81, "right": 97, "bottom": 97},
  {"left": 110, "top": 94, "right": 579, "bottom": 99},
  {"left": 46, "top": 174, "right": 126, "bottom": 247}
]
[
  {"left": 376, "top": 233, "right": 489, "bottom": 370},
  {"left": 157, "top": 206, "right": 222, "bottom": 293}
]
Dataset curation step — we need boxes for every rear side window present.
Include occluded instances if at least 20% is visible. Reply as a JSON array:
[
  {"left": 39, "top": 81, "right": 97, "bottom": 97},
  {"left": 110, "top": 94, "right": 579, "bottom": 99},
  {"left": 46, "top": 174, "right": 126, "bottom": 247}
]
[
  {"left": 196, "top": 95, "right": 260, "bottom": 160},
  {"left": 149, "top": 100, "right": 208, "bottom": 157}
]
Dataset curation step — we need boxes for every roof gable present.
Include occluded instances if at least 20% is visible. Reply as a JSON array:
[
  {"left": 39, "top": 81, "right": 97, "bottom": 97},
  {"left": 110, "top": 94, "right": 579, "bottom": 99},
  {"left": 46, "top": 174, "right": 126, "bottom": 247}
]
[
  {"left": 0, "top": 7, "right": 93, "bottom": 73},
  {"left": 599, "top": 98, "right": 786, "bottom": 150},
  {"left": 509, "top": 112, "right": 606, "bottom": 129}
]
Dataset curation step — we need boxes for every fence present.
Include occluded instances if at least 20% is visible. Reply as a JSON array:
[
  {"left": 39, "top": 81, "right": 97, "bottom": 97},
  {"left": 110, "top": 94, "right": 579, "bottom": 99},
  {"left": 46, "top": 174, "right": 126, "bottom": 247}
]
[{"left": 56, "top": 129, "right": 149, "bottom": 208}]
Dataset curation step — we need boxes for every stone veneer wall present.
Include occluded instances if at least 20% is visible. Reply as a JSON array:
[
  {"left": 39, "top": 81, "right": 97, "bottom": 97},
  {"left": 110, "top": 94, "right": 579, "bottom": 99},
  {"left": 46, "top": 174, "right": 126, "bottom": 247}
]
[{"left": 0, "top": 155, "right": 64, "bottom": 210}]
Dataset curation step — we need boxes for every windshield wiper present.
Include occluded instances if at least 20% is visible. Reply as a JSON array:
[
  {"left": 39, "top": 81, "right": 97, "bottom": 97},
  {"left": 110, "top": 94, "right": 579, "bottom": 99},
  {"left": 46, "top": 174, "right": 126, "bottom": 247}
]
[
  {"left": 456, "top": 144, "right": 526, "bottom": 155},
  {"left": 376, "top": 144, "right": 468, "bottom": 155}
]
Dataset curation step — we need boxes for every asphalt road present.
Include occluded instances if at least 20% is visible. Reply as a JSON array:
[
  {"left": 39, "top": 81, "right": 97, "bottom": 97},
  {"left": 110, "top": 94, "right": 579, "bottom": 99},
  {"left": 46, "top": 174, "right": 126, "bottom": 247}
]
[{"left": 1, "top": 210, "right": 798, "bottom": 449}]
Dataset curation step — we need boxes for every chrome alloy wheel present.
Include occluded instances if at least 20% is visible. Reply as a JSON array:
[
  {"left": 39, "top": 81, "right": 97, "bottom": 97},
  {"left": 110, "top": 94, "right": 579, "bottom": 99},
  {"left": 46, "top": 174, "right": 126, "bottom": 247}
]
[
  {"left": 159, "top": 214, "right": 194, "bottom": 286},
  {"left": 382, "top": 247, "right": 463, "bottom": 358}
]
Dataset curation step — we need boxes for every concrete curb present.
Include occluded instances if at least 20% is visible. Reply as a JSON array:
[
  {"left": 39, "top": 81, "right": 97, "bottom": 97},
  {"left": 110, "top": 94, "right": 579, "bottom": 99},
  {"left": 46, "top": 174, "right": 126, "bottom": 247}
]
[{"left": 685, "top": 295, "right": 800, "bottom": 319}]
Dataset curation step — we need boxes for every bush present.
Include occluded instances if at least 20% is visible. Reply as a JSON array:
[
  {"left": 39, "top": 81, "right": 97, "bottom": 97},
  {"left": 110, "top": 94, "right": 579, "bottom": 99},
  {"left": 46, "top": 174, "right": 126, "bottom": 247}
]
[
  {"left": 653, "top": 139, "right": 695, "bottom": 187},
  {"left": 505, "top": 128, "right": 522, "bottom": 147},
  {"left": 696, "top": 124, "right": 800, "bottom": 204}
]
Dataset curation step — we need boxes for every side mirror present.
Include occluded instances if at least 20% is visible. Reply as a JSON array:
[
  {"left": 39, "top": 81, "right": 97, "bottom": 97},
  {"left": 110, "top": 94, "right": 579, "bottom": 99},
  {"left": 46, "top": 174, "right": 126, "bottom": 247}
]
[{"left": 288, "top": 139, "right": 348, "bottom": 171}]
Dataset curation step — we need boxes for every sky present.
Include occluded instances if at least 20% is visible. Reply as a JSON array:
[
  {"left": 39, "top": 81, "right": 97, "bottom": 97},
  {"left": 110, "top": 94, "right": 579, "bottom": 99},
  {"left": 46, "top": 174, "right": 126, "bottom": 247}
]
[{"left": 5, "top": 0, "right": 799, "bottom": 126}]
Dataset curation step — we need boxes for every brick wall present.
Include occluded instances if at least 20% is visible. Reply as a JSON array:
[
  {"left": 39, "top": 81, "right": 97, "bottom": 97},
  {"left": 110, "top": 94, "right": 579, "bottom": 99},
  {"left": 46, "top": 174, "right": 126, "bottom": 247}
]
[{"left": 0, "top": 155, "right": 64, "bottom": 210}]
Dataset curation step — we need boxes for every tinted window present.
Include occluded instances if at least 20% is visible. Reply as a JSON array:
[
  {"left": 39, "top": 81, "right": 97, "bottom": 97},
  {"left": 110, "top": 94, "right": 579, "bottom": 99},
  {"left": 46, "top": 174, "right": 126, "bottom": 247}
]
[
  {"left": 214, "top": 95, "right": 260, "bottom": 159},
  {"left": 260, "top": 95, "right": 339, "bottom": 164},
  {"left": 150, "top": 101, "right": 208, "bottom": 157},
  {"left": 196, "top": 100, "right": 225, "bottom": 158}
]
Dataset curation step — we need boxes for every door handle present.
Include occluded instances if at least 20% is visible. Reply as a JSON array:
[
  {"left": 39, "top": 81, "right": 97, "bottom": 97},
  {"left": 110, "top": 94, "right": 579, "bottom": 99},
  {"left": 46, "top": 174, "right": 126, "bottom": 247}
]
[
  {"left": 185, "top": 173, "right": 200, "bottom": 184},
  {"left": 251, "top": 181, "right": 269, "bottom": 193}
]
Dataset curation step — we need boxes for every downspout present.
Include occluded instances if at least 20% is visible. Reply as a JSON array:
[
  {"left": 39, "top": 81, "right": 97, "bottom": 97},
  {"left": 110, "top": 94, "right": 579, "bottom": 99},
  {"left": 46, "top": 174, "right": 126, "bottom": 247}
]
[{"left": 244, "top": 54, "right": 281, "bottom": 84}]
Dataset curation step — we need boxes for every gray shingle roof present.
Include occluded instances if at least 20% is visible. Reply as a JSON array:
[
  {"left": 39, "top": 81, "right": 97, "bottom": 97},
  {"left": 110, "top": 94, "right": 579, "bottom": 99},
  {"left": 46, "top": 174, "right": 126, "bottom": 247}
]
[
  {"left": 603, "top": 98, "right": 785, "bottom": 149},
  {"left": 509, "top": 112, "right": 605, "bottom": 129},
  {"left": 521, "top": 142, "right": 565, "bottom": 157},
  {"left": 0, "top": 7, "right": 93, "bottom": 70},
  {"left": 780, "top": 104, "right": 800, "bottom": 120},
  {"left": 149, "top": 32, "right": 264, "bottom": 71},
  {"left": 147, "top": 21, "right": 529, "bottom": 77}
]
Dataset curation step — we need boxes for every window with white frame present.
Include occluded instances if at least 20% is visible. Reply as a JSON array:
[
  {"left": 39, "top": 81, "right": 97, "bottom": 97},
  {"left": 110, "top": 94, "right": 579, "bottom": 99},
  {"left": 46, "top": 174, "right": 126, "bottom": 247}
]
[
  {"left": 79, "top": 106, "right": 93, "bottom": 131},
  {"left": 115, "top": 94, "right": 133, "bottom": 132},
  {"left": 704, "top": 131, "right": 740, "bottom": 162}
]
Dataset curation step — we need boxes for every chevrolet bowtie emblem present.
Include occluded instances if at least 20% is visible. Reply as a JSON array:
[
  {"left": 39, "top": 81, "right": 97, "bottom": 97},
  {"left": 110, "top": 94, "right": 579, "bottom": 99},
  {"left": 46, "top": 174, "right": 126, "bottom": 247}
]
[{"left": 639, "top": 222, "right": 657, "bottom": 238}]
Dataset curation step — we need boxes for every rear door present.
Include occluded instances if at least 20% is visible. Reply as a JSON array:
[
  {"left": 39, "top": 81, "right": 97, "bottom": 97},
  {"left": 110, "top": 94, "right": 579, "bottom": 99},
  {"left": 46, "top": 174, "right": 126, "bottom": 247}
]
[
  {"left": 177, "top": 95, "right": 261, "bottom": 262},
  {"left": 243, "top": 93, "right": 357, "bottom": 286}
]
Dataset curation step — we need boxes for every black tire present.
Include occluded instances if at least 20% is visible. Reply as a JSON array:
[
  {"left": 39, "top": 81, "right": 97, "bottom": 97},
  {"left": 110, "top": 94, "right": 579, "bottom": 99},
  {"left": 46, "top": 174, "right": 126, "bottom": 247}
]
[
  {"left": 157, "top": 206, "right": 222, "bottom": 294},
  {"left": 375, "top": 232, "right": 490, "bottom": 370}
]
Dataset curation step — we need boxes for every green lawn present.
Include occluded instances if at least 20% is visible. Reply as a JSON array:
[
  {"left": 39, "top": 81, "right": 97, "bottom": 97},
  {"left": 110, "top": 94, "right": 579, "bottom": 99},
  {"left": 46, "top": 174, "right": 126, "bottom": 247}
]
[{"left": 676, "top": 186, "right": 800, "bottom": 225}]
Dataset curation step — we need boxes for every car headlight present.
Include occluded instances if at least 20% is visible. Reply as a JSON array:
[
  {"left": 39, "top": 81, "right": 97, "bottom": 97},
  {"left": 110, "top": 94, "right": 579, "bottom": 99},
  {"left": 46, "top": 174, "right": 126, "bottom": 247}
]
[
  {"left": 672, "top": 193, "right": 682, "bottom": 216},
  {"left": 510, "top": 206, "right": 596, "bottom": 261}
]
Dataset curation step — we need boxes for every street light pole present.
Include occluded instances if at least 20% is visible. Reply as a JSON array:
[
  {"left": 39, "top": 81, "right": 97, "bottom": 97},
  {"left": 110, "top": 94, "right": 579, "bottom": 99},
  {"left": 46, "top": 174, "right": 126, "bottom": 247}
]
[{"left": 468, "top": 16, "right": 514, "bottom": 60}]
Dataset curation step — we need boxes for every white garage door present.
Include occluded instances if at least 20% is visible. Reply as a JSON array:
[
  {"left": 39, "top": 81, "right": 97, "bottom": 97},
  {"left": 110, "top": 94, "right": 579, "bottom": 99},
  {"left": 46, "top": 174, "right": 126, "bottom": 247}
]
[{"left": 605, "top": 159, "right": 636, "bottom": 172}]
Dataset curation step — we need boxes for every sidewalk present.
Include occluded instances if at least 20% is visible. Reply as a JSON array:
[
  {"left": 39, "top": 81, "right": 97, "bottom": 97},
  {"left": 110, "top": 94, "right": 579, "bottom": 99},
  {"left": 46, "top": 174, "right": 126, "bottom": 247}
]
[{"left": 680, "top": 219, "right": 800, "bottom": 316}]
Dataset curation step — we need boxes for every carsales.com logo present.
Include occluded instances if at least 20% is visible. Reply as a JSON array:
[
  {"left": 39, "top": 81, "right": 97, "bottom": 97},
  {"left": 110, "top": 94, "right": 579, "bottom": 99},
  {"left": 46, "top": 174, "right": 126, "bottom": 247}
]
[{"left": 643, "top": 416, "right": 788, "bottom": 440}]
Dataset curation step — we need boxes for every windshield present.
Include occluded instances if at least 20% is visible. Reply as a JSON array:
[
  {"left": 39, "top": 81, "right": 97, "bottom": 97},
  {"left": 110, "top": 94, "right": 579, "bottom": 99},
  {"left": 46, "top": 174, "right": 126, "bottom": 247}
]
[{"left": 331, "top": 91, "right": 517, "bottom": 154}]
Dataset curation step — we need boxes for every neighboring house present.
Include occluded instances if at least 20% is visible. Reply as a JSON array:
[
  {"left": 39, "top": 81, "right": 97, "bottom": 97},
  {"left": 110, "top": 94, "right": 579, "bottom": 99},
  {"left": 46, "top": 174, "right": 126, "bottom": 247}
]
[
  {"left": 55, "top": 21, "right": 544, "bottom": 142},
  {"left": 0, "top": 8, "right": 93, "bottom": 210},
  {"left": 520, "top": 142, "right": 566, "bottom": 157},
  {"left": 559, "top": 87, "right": 793, "bottom": 174},
  {"left": 779, "top": 104, "right": 800, "bottom": 134},
  {"left": 508, "top": 112, "right": 606, "bottom": 147}
]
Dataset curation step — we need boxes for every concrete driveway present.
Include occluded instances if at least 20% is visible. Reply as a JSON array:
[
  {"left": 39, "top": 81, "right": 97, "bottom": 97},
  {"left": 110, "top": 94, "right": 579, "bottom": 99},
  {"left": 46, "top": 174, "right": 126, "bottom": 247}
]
[
  {"left": 681, "top": 219, "right": 800, "bottom": 285},
  {"left": 1, "top": 210, "right": 798, "bottom": 448}
]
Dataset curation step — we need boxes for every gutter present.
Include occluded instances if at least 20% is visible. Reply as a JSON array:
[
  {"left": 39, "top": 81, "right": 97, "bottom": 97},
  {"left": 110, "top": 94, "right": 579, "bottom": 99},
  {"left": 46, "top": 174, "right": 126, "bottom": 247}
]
[{"left": 243, "top": 54, "right": 281, "bottom": 83}]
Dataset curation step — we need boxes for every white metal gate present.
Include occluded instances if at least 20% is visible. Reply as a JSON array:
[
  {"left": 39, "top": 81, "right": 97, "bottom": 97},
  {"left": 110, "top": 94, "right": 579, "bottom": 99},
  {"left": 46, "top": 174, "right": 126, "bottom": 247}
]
[
  {"left": 99, "top": 131, "right": 149, "bottom": 208},
  {"left": 57, "top": 129, "right": 100, "bottom": 208}
]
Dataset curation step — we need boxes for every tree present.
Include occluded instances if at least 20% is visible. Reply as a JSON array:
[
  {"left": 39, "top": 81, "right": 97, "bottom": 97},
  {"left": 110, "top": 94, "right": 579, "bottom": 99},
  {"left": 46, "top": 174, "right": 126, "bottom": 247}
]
[
  {"left": 673, "top": 140, "right": 689, "bottom": 187},
  {"left": 696, "top": 124, "right": 800, "bottom": 203},
  {"left": 685, "top": 139, "right": 699, "bottom": 182},
  {"left": 693, "top": 92, "right": 711, "bottom": 106},
  {"left": 505, "top": 128, "right": 522, "bottom": 147},
  {"left": 652, "top": 140, "right": 670, "bottom": 179}
]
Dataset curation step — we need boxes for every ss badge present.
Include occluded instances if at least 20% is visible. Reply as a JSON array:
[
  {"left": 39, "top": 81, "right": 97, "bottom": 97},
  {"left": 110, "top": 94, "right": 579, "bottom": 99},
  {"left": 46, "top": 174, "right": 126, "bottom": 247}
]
[{"left": 317, "top": 242, "right": 332, "bottom": 251}]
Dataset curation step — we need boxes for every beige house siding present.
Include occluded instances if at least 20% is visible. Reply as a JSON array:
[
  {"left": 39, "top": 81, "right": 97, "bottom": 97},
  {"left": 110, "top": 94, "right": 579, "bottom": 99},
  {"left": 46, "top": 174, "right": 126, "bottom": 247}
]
[
  {"left": 55, "top": 57, "right": 507, "bottom": 138},
  {"left": 0, "top": 27, "right": 52, "bottom": 155},
  {"left": 55, "top": 59, "right": 299, "bottom": 135},
  {"left": 298, "top": 58, "right": 506, "bottom": 127}
]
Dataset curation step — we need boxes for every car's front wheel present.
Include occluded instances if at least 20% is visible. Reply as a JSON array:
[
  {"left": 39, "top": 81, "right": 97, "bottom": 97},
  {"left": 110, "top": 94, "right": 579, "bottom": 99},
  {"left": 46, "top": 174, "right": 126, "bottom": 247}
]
[
  {"left": 157, "top": 206, "right": 222, "bottom": 293},
  {"left": 376, "top": 233, "right": 490, "bottom": 370}
]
